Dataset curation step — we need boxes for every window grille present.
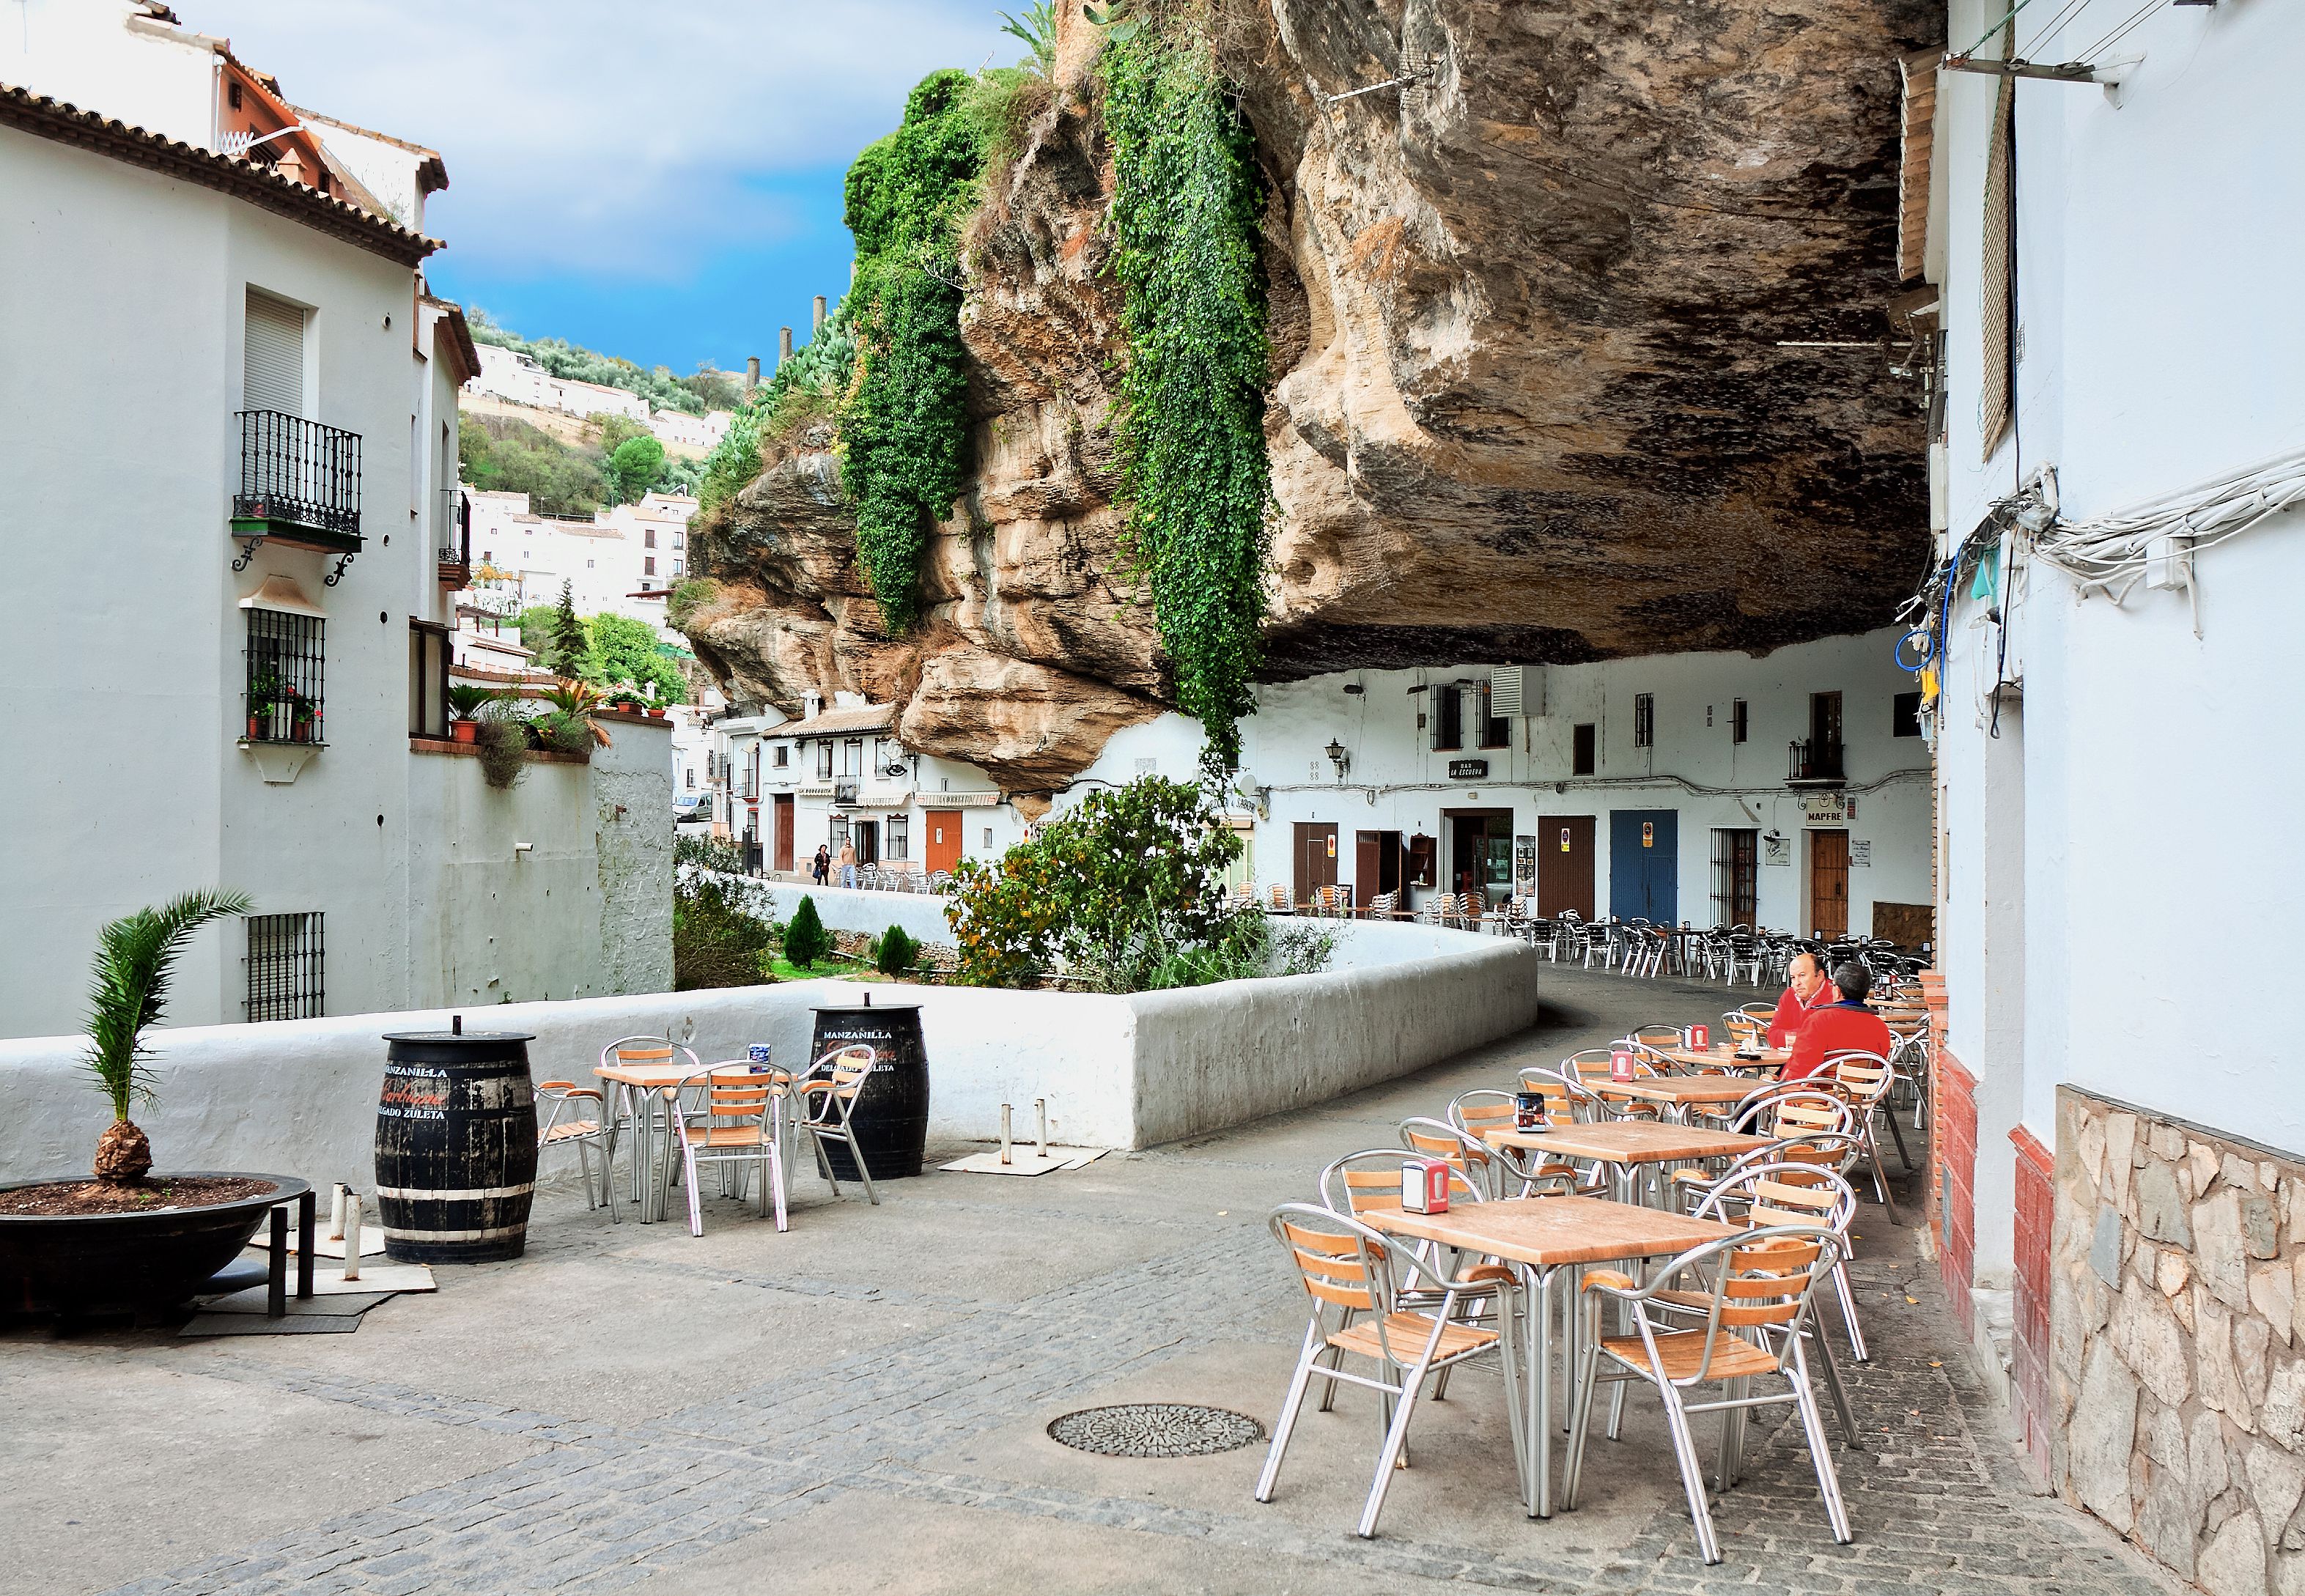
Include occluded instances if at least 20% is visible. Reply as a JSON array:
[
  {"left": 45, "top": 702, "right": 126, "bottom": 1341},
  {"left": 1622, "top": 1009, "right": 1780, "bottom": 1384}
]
[
  {"left": 774, "top": 745, "right": 789, "bottom": 767},
  {"left": 1429, "top": 685, "right": 1463, "bottom": 752},
  {"left": 246, "top": 912, "right": 325, "bottom": 1021},
  {"left": 816, "top": 742, "right": 833, "bottom": 780},
  {"left": 1731, "top": 698, "right": 1749, "bottom": 745},
  {"left": 1711, "top": 830, "right": 1759, "bottom": 926},
  {"left": 245, "top": 609, "right": 325, "bottom": 743},
  {"left": 886, "top": 814, "right": 909, "bottom": 860},
  {"left": 1633, "top": 693, "right": 1655, "bottom": 750},
  {"left": 1475, "top": 684, "right": 1509, "bottom": 750},
  {"left": 841, "top": 739, "right": 863, "bottom": 777}
]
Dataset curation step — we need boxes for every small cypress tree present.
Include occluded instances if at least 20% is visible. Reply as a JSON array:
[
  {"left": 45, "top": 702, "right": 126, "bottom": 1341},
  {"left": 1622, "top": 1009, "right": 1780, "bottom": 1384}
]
[
  {"left": 549, "top": 580, "right": 592, "bottom": 679},
  {"left": 784, "top": 895, "right": 831, "bottom": 969},
  {"left": 874, "top": 923, "right": 917, "bottom": 975}
]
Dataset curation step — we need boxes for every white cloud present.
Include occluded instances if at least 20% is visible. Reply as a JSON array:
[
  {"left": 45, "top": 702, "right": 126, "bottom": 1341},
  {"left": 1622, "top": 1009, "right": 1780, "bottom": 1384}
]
[{"left": 183, "top": 0, "right": 1018, "bottom": 278}]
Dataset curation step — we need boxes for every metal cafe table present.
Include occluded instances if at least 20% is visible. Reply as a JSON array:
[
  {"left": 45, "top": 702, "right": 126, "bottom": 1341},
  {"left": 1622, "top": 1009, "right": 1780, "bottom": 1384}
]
[
  {"left": 1482, "top": 1121, "right": 1773, "bottom": 1205},
  {"left": 1368, "top": 1196, "right": 1741, "bottom": 1519},
  {"left": 1651, "top": 1043, "right": 1791, "bottom": 1075},
  {"left": 594, "top": 1057, "right": 791, "bottom": 1223}
]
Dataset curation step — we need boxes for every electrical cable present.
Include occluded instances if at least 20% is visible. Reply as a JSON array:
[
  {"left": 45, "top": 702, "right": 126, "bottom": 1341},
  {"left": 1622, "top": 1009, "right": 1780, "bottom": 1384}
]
[
  {"left": 2018, "top": 0, "right": 2098, "bottom": 58},
  {"left": 2078, "top": 0, "right": 2166, "bottom": 62},
  {"left": 1955, "top": 0, "right": 2043, "bottom": 60}
]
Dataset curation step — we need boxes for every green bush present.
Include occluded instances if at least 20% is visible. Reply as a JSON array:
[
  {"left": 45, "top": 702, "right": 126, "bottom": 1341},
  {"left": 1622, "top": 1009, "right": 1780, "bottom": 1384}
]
[
  {"left": 873, "top": 923, "right": 918, "bottom": 975},
  {"left": 944, "top": 775, "right": 1255, "bottom": 991},
  {"left": 605, "top": 434, "right": 668, "bottom": 503},
  {"left": 458, "top": 413, "right": 608, "bottom": 517},
  {"left": 674, "top": 871, "right": 781, "bottom": 991},
  {"left": 783, "top": 895, "right": 833, "bottom": 969}
]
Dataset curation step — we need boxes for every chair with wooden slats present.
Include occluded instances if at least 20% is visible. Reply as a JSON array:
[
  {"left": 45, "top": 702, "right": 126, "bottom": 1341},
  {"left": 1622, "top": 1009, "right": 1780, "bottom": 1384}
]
[
  {"left": 793, "top": 1045, "right": 882, "bottom": 1205},
  {"left": 597, "top": 1035, "right": 702, "bottom": 1205},
  {"left": 1266, "top": 883, "right": 1294, "bottom": 915},
  {"left": 536, "top": 1079, "right": 618, "bottom": 1221},
  {"left": 1396, "top": 1117, "right": 1500, "bottom": 1200},
  {"left": 1676, "top": 1162, "right": 1867, "bottom": 1416},
  {"left": 1256, "top": 1203, "right": 1513, "bottom": 1540},
  {"left": 1563, "top": 1223, "right": 1851, "bottom": 1564},
  {"left": 1448, "top": 1089, "right": 1596, "bottom": 1200},
  {"left": 664, "top": 1063, "right": 793, "bottom": 1235},
  {"left": 1821, "top": 1051, "right": 1908, "bottom": 1222},
  {"left": 1318, "top": 1147, "right": 1501, "bottom": 1370}
]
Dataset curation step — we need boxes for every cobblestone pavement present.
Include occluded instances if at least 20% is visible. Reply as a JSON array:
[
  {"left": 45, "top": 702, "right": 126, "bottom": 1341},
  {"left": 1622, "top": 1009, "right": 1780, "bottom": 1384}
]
[{"left": 3, "top": 968, "right": 2179, "bottom": 1596}]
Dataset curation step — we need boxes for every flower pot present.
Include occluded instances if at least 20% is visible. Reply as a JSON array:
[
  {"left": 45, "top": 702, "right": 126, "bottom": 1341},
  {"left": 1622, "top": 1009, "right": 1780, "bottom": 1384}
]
[
  {"left": 247, "top": 714, "right": 265, "bottom": 741},
  {"left": 452, "top": 719, "right": 479, "bottom": 745},
  {"left": 0, "top": 1172, "right": 309, "bottom": 1319},
  {"left": 647, "top": 708, "right": 666, "bottom": 720}
]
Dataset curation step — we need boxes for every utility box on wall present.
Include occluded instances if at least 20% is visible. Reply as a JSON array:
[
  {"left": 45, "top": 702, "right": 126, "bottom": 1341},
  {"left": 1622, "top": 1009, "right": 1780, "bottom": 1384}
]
[{"left": 1489, "top": 665, "right": 1545, "bottom": 717}]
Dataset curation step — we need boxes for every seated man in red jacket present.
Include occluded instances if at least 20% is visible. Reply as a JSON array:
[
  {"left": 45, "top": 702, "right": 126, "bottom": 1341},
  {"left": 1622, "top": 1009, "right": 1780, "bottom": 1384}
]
[
  {"left": 1767, "top": 950, "right": 1833, "bottom": 1049},
  {"left": 1784, "top": 962, "right": 1896, "bottom": 1081}
]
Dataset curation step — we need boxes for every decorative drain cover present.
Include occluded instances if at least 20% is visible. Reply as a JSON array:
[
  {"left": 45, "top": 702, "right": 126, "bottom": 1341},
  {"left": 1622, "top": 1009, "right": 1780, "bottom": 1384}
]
[{"left": 1047, "top": 1403, "right": 1264, "bottom": 1458}]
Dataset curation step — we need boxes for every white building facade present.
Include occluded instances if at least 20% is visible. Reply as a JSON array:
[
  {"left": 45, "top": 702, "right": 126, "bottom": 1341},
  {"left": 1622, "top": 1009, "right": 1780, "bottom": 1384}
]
[
  {"left": 1917, "top": 0, "right": 2305, "bottom": 1570},
  {"left": 463, "top": 489, "right": 695, "bottom": 625},
  {"left": 465, "top": 342, "right": 649, "bottom": 423},
  {"left": 0, "top": 3, "right": 670, "bottom": 1038}
]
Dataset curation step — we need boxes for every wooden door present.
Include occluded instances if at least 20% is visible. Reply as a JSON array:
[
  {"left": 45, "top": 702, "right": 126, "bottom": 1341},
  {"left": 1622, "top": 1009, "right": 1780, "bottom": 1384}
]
[
  {"left": 1809, "top": 829, "right": 1850, "bottom": 938},
  {"left": 1293, "top": 822, "right": 1338, "bottom": 904},
  {"left": 1608, "top": 809, "right": 1679, "bottom": 923},
  {"left": 772, "top": 794, "right": 794, "bottom": 874},
  {"left": 1354, "top": 830, "right": 1401, "bottom": 904},
  {"left": 1536, "top": 815, "right": 1595, "bottom": 918},
  {"left": 926, "top": 810, "right": 962, "bottom": 874}
]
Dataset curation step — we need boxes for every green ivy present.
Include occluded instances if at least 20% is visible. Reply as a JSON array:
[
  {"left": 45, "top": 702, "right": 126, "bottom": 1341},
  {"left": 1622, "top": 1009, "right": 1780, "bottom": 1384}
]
[
  {"left": 839, "top": 70, "right": 991, "bottom": 633},
  {"left": 1100, "top": 26, "right": 1272, "bottom": 770}
]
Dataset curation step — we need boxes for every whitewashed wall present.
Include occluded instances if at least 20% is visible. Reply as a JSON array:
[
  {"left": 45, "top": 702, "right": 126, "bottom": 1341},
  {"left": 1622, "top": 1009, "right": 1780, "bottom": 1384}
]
[
  {"left": 1931, "top": 0, "right": 2305, "bottom": 1239},
  {"left": 0, "top": 922, "right": 1535, "bottom": 1191}
]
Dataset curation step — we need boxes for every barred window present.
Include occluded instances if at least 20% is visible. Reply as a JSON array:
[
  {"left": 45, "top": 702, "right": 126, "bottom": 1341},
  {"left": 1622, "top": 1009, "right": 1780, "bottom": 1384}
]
[
  {"left": 245, "top": 609, "right": 325, "bottom": 744},
  {"left": 886, "top": 814, "right": 909, "bottom": 860},
  {"left": 1731, "top": 698, "right": 1749, "bottom": 745},
  {"left": 246, "top": 912, "right": 324, "bottom": 1021},
  {"left": 1633, "top": 692, "right": 1655, "bottom": 750}
]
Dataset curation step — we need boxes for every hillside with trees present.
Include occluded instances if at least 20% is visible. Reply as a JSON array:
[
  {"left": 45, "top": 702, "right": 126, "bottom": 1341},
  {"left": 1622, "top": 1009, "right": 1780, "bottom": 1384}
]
[{"left": 460, "top": 410, "right": 701, "bottom": 516}]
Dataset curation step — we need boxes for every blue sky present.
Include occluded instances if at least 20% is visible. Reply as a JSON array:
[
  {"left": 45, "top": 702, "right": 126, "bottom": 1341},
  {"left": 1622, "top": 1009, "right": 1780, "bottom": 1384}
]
[{"left": 188, "top": 1, "right": 1022, "bottom": 378}]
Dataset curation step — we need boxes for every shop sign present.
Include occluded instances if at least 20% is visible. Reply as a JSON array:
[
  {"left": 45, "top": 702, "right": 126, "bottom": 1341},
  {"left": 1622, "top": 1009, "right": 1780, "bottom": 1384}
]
[
  {"left": 1801, "top": 793, "right": 1849, "bottom": 824},
  {"left": 1448, "top": 759, "right": 1489, "bottom": 780}
]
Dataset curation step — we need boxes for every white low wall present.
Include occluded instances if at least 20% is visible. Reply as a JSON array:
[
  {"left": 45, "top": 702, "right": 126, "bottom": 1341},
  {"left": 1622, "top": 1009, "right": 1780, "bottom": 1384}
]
[
  {"left": 0, "top": 918, "right": 1536, "bottom": 1192},
  {"left": 753, "top": 881, "right": 955, "bottom": 947}
]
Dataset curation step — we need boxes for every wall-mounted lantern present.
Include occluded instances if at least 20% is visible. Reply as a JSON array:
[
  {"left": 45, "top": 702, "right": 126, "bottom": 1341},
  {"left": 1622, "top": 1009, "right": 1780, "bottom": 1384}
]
[{"left": 1325, "top": 739, "right": 1350, "bottom": 779}]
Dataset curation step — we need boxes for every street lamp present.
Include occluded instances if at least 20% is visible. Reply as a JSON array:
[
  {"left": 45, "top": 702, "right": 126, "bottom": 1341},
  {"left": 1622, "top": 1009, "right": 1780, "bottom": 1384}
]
[{"left": 1325, "top": 739, "right": 1350, "bottom": 779}]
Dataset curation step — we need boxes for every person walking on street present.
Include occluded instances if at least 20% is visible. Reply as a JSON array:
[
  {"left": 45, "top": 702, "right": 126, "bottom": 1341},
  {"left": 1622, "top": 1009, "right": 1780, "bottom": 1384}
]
[
  {"left": 811, "top": 844, "right": 830, "bottom": 885},
  {"left": 837, "top": 838, "right": 858, "bottom": 890}
]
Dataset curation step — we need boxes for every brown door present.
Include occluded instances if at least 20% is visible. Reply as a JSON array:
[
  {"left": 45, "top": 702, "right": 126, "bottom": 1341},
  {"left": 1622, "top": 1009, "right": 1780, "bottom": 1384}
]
[
  {"left": 1536, "top": 815, "right": 1596, "bottom": 918},
  {"left": 1293, "top": 822, "right": 1338, "bottom": 904},
  {"left": 1809, "top": 829, "right": 1850, "bottom": 939},
  {"left": 1354, "top": 830, "right": 1401, "bottom": 905},
  {"left": 925, "top": 809, "right": 962, "bottom": 874},
  {"left": 772, "top": 794, "right": 794, "bottom": 874}
]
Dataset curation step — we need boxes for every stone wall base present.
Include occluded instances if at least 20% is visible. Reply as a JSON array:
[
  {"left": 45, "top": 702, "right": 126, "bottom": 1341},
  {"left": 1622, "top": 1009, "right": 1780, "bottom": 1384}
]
[
  {"left": 2051, "top": 1085, "right": 2305, "bottom": 1596},
  {"left": 2013, "top": 1123, "right": 2054, "bottom": 1481}
]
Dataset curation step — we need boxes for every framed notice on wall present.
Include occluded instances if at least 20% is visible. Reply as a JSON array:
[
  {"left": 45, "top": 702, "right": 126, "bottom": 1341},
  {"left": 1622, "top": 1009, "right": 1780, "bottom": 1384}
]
[
  {"left": 1513, "top": 835, "right": 1536, "bottom": 897},
  {"left": 1763, "top": 835, "right": 1792, "bottom": 867},
  {"left": 1850, "top": 839, "right": 1871, "bottom": 867}
]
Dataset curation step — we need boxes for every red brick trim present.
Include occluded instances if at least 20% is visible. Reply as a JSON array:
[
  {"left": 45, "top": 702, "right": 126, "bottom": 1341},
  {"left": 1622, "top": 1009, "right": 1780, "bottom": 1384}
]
[
  {"left": 1934, "top": 1045, "right": 1978, "bottom": 1327},
  {"left": 2010, "top": 1123, "right": 2054, "bottom": 1481}
]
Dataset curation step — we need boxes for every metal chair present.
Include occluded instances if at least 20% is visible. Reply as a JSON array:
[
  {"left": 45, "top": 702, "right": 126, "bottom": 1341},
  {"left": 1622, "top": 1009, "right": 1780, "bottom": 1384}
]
[
  {"left": 536, "top": 1079, "right": 619, "bottom": 1220},
  {"left": 1683, "top": 1159, "right": 1872, "bottom": 1379},
  {"left": 1398, "top": 1116, "right": 1502, "bottom": 1200},
  {"left": 598, "top": 1035, "right": 702, "bottom": 1208},
  {"left": 664, "top": 1063, "right": 792, "bottom": 1235},
  {"left": 793, "top": 1044, "right": 882, "bottom": 1205},
  {"left": 1821, "top": 1051, "right": 1908, "bottom": 1222},
  {"left": 1255, "top": 1202, "right": 1513, "bottom": 1538},
  {"left": 1564, "top": 1226, "right": 1852, "bottom": 1564},
  {"left": 1445, "top": 1089, "right": 1587, "bottom": 1199}
]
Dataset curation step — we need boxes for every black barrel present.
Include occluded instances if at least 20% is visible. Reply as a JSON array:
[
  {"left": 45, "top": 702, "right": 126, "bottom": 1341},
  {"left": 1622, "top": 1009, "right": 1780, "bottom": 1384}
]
[
  {"left": 376, "top": 1030, "right": 538, "bottom": 1263},
  {"left": 807, "top": 999, "right": 929, "bottom": 1180}
]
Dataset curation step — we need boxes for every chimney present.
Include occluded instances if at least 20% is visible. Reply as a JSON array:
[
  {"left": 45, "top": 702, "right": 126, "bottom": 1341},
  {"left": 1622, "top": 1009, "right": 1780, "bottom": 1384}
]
[
  {"left": 744, "top": 355, "right": 760, "bottom": 394},
  {"left": 803, "top": 691, "right": 823, "bottom": 721},
  {"left": 778, "top": 326, "right": 794, "bottom": 367},
  {"left": 813, "top": 295, "right": 827, "bottom": 334}
]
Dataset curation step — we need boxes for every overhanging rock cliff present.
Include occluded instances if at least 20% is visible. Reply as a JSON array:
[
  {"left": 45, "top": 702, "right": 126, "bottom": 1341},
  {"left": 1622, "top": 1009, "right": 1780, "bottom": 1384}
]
[{"left": 682, "top": 0, "right": 1937, "bottom": 789}]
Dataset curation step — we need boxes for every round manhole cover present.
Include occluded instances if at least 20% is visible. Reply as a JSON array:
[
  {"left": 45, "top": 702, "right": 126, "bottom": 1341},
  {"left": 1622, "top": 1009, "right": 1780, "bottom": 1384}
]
[{"left": 1047, "top": 1403, "right": 1265, "bottom": 1458}]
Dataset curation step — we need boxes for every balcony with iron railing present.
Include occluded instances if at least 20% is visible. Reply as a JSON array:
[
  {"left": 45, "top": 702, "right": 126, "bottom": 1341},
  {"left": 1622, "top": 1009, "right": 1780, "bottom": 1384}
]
[
  {"left": 1787, "top": 737, "right": 1846, "bottom": 787},
  {"left": 231, "top": 410, "right": 362, "bottom": 553},
  {"left": 437, "top": 487, "right": 471, "bottom": 587}
]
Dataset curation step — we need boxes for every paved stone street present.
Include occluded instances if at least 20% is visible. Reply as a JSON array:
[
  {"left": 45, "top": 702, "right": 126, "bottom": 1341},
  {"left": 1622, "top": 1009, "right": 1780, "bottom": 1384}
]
[{"left": 3, "top": 968, "right": 2177, "bottom": 1596}]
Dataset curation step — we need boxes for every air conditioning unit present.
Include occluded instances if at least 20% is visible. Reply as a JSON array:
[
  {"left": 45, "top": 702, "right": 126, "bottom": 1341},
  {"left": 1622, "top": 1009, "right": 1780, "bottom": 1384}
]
[{"left": 1489, "top": 665, "right": 1545, "bottom": 717}]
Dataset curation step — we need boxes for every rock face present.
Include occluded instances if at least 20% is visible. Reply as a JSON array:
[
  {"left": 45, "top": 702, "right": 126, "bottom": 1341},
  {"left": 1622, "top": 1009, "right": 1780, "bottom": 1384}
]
[{"left": 685, "top": 0, "right": 1936, "bottom": 783}]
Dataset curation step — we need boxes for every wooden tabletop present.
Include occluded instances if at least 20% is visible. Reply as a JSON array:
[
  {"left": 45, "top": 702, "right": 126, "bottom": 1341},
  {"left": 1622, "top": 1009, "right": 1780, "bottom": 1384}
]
[
  {"left": 1654, "top": 1045, "right": 1789, "bottom": 1072},
  {"left": 1594, "top": 1076, "right": 1768, "bottom": 1108},
  {"left": 1368, "top": 1196, "right": 1741, "bottom": 1268},
  {"left": 1480, "top": 1121, "right": 1774, "bottom": 1164},
  {"left": 595, "top": 1061, "right": 788, "bottom": 1089}
]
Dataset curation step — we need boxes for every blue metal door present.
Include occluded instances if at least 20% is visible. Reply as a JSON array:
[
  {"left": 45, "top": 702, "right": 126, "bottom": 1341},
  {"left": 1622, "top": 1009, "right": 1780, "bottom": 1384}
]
[{"left": 1609, "top": 810, "right": 1679, "bottom": 922}]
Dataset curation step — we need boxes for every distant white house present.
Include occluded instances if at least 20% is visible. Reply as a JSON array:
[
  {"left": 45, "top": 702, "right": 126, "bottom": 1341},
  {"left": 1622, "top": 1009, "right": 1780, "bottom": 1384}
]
[
  {"left": 649, "top": 407, "right": 731, "bottom": 452},
  {"left": 466, "top": 342, "right": 650, "bottom": 423},
  {"left": 0, "top": 0, "right": 672, "bottom": 1034},
  {"left": 461, "top": 489, "right": 696, "bottom": 629}
]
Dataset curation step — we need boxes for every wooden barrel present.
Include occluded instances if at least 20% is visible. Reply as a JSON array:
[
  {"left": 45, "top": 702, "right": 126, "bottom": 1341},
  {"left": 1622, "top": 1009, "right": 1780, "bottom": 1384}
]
[
  {"left": 807, "top": 999, "right": 929, "bottom": 1180},
  {"left": 375, "top": 1030, "right": 538, "bottom": 1263}
]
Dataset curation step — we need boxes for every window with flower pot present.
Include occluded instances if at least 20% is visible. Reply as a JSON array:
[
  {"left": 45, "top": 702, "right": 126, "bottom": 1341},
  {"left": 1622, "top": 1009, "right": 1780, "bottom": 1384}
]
[{"left": 244, "top": 607, "right": 325, "bottom": 743}]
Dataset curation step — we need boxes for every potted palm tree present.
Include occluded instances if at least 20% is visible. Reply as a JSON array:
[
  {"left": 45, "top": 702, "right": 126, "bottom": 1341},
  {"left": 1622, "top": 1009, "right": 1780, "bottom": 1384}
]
[
  {"left": 0, "top": 890, "right": 309, "bottom": 1319},
  {"left": 447, "top": 681, "right": 498, "bottom": 745},
  {"left": 538, "top": 677, "right": 608, "bottom": 759}
]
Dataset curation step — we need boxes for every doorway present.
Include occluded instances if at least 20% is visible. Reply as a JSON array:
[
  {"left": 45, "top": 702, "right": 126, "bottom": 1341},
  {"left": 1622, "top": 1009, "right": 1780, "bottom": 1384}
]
[
  {"left": 1445, "top": 810, "right": 1514, "bottom": 903},
  {"left": 1808, "top": 829, "right": 1850, "bottom": 939},
  {"left": 1354, "top": 830, "right": 1402, "bottom": 905},
  {"left": 852, "top": 819, "right": 880, "bottom": 866},
  {"left": 1292, "top": 821, "right": 1338, "bottom": 904},
  {"left": 772, "top": 794, "right": 794, "bottom": 874},
  {"left": 1710, "top": 827, "right": 1757, "bottom": 926},
  {"left": 1536, "top": 815, "right": 1596, "bottom": 918},
  {"left": 925, "top": 809, "right": 962, "bottom": 874},
  {"left": 1608, "top": 809, "right": 1679, "bottom": 923}
]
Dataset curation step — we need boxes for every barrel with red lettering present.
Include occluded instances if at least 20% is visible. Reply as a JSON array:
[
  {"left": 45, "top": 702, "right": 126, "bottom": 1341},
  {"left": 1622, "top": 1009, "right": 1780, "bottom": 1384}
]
[{"left": 375, "top": 1030, "right": 538, "bottom": 1263}]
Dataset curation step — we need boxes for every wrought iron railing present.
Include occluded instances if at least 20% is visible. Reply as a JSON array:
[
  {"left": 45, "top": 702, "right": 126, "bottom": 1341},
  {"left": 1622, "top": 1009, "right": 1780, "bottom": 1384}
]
[
  {"left": 1788, "top": 738, "right": 1845, "bottom": 783},
  {"left": 437, "top": 487, "right": 471, "bottom": 582},
  {"left": 833, "top": 781, "right": 860, "bottom": 805},
  {"left": 244, "top": 608, "right": 326, "bottom": 744},
  {"left": 235, "top": 410, "right": 361, "bottom": 539}
]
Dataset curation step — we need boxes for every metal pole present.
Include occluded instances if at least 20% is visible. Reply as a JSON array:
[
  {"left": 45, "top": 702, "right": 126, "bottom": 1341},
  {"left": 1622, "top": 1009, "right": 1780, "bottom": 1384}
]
[
  {"left": 342, "top": 1193, "right": 363, "bottom": 1282},
  {"left": 999, "top": 1103, "right": 1013, "bottom": 1166},
  {"left": 1035, "top": 1098, "right": 1048, "bottom": 1160}
]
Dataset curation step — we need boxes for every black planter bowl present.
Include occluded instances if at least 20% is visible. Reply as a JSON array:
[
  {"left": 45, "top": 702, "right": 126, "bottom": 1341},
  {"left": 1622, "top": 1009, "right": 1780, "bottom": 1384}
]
[{"left": 0, "top": 1172, "right": 309, "bottom": 1320}]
